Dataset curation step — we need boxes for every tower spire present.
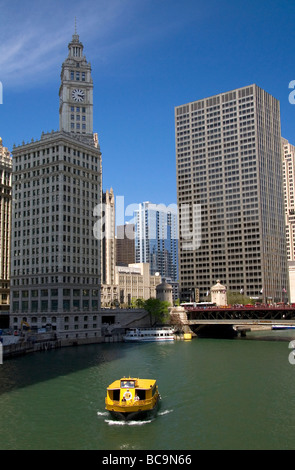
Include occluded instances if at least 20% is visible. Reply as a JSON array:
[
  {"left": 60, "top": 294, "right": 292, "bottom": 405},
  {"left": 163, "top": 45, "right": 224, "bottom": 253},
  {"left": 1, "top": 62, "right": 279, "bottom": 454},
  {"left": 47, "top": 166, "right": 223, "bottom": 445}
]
[{"left": 72, "top": 17, "right": 79, "bottom": 43}]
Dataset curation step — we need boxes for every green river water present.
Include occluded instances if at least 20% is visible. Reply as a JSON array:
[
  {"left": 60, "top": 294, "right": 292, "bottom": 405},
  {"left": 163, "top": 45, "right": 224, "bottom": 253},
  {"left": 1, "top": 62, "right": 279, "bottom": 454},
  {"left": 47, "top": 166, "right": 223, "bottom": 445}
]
[{"left": 1, "top": 331, "right": 295, "bottom": 450}]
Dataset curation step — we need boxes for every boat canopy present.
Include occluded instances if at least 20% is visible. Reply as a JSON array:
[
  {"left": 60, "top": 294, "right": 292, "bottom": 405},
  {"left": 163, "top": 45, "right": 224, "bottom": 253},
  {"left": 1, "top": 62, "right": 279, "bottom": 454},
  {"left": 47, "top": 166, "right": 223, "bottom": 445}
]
[{"left": 107, "top": 377, "right": 156, "bottom": 391}]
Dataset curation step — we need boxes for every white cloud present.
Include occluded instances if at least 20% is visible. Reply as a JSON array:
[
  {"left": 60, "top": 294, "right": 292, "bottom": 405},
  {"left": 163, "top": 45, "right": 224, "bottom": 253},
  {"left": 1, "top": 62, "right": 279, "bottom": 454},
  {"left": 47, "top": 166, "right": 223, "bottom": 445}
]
[
  {"left": 0, "top": 0, "right": 141, "bottom": 88},
  {"left": 0, "top": 0, "right": 195, "bottom": 89}
]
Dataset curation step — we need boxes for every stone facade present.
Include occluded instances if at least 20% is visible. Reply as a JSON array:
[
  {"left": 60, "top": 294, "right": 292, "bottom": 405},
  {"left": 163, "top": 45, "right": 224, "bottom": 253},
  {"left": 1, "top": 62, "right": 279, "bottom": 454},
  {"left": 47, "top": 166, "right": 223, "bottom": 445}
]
[
  {"left": 10, "top": 33, "right": 103, "bottom": 342},
  {"left": 0, "top": 138, "right": 12, "bottom": 309},
  {"left": 211, "top": 280, "right": 228, "bottom": 307},
  {"left": 156, "top": 281, "right": 173, "bottom": 305}
]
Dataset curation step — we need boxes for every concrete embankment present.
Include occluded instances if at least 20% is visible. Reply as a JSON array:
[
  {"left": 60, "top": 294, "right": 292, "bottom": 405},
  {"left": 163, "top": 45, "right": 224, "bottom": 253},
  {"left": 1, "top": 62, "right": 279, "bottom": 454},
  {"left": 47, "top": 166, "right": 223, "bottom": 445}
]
[{"left": 2, "top": 335, "right": 62, "bottom": 359}]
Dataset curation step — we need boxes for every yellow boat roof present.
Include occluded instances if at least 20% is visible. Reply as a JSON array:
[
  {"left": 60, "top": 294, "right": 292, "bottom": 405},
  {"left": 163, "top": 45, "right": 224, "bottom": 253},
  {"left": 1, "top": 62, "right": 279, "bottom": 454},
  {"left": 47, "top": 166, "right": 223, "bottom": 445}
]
[{"left": 107, "top": 377, "right": 157, "bottom": 390}]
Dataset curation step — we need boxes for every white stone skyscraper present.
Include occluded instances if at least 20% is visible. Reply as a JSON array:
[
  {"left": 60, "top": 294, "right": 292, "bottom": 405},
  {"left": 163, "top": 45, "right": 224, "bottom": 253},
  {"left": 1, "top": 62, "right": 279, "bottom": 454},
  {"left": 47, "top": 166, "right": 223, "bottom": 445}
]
[
  {"left": 10, "top": 31, "right": 102, "bottom": 342},
  {"left": 0, "top": 138, "right": 12, "bottom": 310},
  {"left": 176, "top": 84, "right": 289, "bottom": 303}
]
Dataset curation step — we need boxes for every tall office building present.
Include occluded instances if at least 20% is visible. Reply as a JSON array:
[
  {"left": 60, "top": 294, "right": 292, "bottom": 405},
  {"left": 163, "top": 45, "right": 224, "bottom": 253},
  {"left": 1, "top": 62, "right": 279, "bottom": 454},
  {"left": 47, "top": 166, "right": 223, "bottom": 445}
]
[
  {"left": 0, "top": 138, "right": 12, "bottom": 309},
  {"left": 100, "top": 188, "right": 119, "bottom": 307},
  {"left": 282, "top": 138, "right": 295, "bottom": 302},
  {"left": 116, "top": 224, "right": 135, "bottom": 266},
  {"left": 176, "top": 84, "right": 289, "bottom": 302},
  {"left": 135, "top": 202, "right": 178, "bottom": 281},
  {"left": 10, "top": 32, "right": 102, "bottom": 341},
  {"left": 101, "top": 188, "right": 116, "bottom": 286}
]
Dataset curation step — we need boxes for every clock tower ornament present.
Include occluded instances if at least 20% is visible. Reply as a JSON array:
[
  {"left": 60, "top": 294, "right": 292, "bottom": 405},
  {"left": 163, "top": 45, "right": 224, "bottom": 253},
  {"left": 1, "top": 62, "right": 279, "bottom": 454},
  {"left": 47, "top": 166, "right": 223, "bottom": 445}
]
[{"left": 59, "top": 29, "right": 94, "bottom": 143}]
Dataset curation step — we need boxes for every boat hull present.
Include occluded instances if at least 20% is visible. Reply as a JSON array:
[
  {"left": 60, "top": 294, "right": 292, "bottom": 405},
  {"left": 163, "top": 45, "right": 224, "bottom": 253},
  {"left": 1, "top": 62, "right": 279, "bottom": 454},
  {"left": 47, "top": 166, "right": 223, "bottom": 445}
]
[
  {"left": 123, "top": 337, "right": 174, "bottom": 342},
  {"left": 107, "top": 396, "right": 161, "bottom": 421},
  {"left": 123, "top": 327, "right": 175, "bottom": 343}
]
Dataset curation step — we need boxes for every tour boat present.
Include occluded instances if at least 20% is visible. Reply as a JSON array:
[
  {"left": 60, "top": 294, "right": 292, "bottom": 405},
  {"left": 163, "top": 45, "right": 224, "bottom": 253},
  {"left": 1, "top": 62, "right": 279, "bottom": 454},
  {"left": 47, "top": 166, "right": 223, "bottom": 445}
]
[
  {"left": 123, "top": 327, "right": 175, "bottom": 342},
  {"left": 105, "top": 377, "right": 161, "bottom": 420}
]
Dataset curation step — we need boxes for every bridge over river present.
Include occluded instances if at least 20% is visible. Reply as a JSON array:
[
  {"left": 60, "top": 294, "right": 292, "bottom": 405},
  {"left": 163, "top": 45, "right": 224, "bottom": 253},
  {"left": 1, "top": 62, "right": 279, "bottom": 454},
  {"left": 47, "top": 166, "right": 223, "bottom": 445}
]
[{"left": 176, "top": 305, "right": 295, "bottom": 338}]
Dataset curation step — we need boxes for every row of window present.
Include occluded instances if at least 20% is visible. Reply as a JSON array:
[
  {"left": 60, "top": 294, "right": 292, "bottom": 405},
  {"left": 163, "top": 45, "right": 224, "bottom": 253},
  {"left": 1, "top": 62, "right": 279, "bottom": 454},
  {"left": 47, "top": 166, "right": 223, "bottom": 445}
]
[
  {"left": 14, "top": 145, "right": 98, "bottom": 163},
  {"left": 70, "top": 71, "right": 86, "bottom": 81},
  {"left": 12, "top": 276, "right": 100, "bottom": 286},
  {"left": 71, "top": 123, "right": 86, "bottom": 130},
  {"left": 12, "top": 299, "right": 100, "bottom": 312},
  {"left": 13, "top": 289, "right": 99, "bottom": 298}
]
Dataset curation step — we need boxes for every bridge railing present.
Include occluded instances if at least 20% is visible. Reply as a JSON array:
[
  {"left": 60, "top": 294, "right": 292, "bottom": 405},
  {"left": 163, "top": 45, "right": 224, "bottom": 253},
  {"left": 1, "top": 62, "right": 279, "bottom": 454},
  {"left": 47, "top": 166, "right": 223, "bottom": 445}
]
[{"left": 184, "top": 306, "right": 295, "bottom": 322}]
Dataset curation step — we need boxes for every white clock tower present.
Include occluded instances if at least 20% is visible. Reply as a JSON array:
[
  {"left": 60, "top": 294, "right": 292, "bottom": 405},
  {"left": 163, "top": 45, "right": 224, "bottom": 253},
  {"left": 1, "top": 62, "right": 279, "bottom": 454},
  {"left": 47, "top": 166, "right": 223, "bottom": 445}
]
[
  {"left": 59, "top": 30, "right": 93, "bottom": 141},
  {"left": 11, "top": 30, "right": 103, "bottom": 343}
]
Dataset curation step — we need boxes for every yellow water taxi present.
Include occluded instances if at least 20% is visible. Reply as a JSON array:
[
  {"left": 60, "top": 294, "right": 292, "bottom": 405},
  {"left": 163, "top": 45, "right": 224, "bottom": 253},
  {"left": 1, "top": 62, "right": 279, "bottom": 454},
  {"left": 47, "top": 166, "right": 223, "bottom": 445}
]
[{"left": 105, "top": 377, "right": 161, "bottom": 420}]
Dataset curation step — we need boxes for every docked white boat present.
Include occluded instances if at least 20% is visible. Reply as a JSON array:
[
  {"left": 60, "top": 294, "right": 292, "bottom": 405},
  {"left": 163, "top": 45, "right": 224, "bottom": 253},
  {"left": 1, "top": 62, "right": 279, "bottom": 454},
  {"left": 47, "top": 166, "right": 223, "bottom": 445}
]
[{"left": 123, "top": 327, "right": 175, "bottom": 343}]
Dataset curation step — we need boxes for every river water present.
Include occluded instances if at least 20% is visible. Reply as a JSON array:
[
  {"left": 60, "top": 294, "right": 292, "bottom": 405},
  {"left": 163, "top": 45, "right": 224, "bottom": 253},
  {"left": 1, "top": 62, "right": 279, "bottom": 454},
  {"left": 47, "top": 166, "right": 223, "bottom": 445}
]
[{"left": 1, "top": 331, "right": 295, "bottom": 450}]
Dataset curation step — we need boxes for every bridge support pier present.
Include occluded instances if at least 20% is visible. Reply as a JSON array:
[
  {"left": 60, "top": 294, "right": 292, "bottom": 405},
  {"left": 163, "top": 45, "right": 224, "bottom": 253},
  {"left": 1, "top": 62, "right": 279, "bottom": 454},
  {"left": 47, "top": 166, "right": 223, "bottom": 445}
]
[{"left": 191, "top": 324, "right": 238, "bottom": 339}]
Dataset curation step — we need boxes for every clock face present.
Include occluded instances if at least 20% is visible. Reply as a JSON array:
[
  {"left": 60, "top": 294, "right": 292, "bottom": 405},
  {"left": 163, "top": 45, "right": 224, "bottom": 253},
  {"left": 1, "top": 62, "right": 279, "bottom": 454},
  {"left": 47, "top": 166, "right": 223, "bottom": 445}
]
[{"left": 72, "top": 89, "right": 85, "bottom": 102}]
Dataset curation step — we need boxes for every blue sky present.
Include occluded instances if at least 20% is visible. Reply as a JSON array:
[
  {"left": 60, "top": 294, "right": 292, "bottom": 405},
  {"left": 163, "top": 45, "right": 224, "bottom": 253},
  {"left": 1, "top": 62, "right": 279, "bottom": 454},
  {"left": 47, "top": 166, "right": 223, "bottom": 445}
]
[{"left": 1, "top": 0, "right": 295, "bottom": 217}]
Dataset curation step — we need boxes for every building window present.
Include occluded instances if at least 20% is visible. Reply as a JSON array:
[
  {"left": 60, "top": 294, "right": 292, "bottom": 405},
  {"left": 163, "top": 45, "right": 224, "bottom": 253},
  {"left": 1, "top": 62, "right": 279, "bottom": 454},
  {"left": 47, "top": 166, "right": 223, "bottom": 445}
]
[
  {"left": 21, "top": 301, "right": 28, "bottom": 311},
  {"left": 41, "top": 300, "right": 48, "bottom": 311},
  {"left": 73, "top": 300, "right": 80, "bottom": 310}
]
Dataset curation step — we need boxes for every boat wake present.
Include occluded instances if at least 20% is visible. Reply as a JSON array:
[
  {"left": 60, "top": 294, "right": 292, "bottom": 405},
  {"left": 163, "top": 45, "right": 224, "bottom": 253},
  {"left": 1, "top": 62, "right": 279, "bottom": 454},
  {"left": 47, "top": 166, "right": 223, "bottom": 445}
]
[
  {"left": 104, "top": 419, "right": 153, "bottom": 426},
  {"left": 158, "top": 409, "right": 173, "bottom": 416},
  {"left": 97, "top": 408, "right": 173, "bottom": 426},
  {"left": 97, "top": 411, "right": 109, "bottom": 417}
]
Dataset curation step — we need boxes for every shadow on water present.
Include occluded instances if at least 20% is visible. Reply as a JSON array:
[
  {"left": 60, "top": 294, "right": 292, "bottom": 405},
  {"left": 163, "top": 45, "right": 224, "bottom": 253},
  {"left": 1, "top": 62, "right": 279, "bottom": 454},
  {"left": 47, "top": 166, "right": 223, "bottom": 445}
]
[
  {"left": 0, "top": 342, "right": 139, "bottom": 396},
  {"left": 1, "top": 330, "right": 294, "bottom": 397}
]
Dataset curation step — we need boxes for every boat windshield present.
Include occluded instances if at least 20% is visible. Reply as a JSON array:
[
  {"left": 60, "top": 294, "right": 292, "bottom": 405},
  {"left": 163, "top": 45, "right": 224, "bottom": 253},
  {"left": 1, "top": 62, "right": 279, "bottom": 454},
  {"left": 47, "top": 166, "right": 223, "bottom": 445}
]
[{"left": 120, "top": 380, "right": 135, "bottom": 389}]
